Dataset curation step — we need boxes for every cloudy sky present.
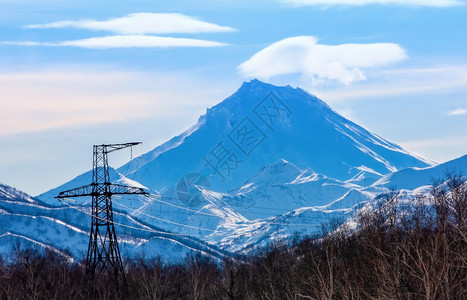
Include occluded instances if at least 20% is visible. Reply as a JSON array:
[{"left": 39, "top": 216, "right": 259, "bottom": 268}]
[{"left": 1, "top": 0, "right": 467, "bottom": 195}]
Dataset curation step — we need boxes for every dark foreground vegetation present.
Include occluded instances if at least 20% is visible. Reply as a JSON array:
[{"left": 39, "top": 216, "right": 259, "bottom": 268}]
[{"left": 1, "top": 176, "right": 466, "bottom": 299}]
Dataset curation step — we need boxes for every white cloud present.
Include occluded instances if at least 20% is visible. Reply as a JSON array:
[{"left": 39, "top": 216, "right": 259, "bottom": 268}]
[
  {"left": 1, "top": 35, "right": 228, "bottom": 48},
  {"left": 25, "top": 13, "right": 235, "bottom": 35},
  {"left": 5, "top": 13, "right": 233, "bottom": 49},
  {"left": 238, "top": 36, "right": 407, "bottom": 85},
  {"left": 446, "top": 108, "right": 467, "bottom": 116},
  {"left": 283, "top": 0, "right": 463, "bottom": 7}
]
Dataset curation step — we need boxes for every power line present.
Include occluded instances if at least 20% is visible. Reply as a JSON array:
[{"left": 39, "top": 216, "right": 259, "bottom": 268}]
[
  {"left": 122, "top": 193, "right": 318, "bottom": 213},
  {"left": 117, "top": 201, "right": 328, "bottom": 228},
  {"left": 119, "top": 193, "right": 336, "bottom": 227},
  {"left": 143, "top": 195, "right": 323, "bottom": 221},
  {"left": 112, "top": 199, "right": 215, "bottom": 232},
  {"left": 62, "top": 191, "right": 330, "bottom": 232},
  {"left": 146, "top": 194, "right": 221, "bottom": 217},
  {"left": 58, "top": 198, "right": 195, "bottom": 237}
]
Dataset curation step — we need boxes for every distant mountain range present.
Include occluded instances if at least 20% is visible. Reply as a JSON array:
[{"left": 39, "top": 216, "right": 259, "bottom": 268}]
[{"left": 1, "top": 80, "right": 465, "bottom": 261}]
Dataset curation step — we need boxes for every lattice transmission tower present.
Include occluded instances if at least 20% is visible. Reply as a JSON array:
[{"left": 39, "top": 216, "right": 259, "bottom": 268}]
[{"left": 56, "top": 143, "right": 147, "bottom": 278}]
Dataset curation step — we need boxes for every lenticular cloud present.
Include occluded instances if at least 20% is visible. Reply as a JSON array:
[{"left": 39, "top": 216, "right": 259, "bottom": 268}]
[
  {"left": 238, "top": 36, "right": 407, "bottom": 85},
  {"left": 26, "top": 13, "right": 235, "bottom": 35}
]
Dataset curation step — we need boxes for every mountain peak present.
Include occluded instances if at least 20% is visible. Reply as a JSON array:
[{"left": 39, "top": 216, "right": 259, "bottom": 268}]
[
  {"left": 245, "top": 158, "right": 304, "bottom": 186},
  {"left": 239, "top": 79, "right": 291, "bottom": 92},
  {"left": 237, "top": 79, "right": 309, "bottom": 99},
  {"left": 112, "top": 80, "right": 430, "bottom": 192}
]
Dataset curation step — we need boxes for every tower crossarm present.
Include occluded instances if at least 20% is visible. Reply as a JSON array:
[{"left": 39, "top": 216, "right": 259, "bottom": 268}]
[
  {"left": 55, "top": 183, "right": 147, "bottom": 199},
  {"left": 101, "top": 142, "right": 141, "bottom": 154},
  {"left": 107, "top": 184, "right": 148, "bottom": 196},
  {"left": 55, "top": 184, "right": 94, "bottom": 199}
]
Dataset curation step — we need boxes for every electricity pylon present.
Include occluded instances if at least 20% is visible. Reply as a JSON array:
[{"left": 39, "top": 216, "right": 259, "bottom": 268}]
[{"left": 56, "top": 143, "right": 147, "bottom": 279}]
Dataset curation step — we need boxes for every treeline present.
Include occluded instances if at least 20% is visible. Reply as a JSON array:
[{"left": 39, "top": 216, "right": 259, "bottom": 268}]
[{"left": 1, "top": 177, "right": 466, "bottom": 299}]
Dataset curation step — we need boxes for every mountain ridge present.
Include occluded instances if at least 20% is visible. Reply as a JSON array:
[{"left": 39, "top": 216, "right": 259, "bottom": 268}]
[{"left": 373, "top": 154, "right": 467, "bottom": 190}]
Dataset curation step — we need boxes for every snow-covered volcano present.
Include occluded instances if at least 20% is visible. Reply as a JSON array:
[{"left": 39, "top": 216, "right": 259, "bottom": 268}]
[
  {"left": 7, "top": 79, "right": 457, "bottom": 260},
  {"left": 119, "top": 79, "right": 432, "bottom": 193}
]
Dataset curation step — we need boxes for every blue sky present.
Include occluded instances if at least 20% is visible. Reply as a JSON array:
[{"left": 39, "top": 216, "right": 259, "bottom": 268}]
[{"left": 1, "top": 0, "right": 467, "bottom": 195}]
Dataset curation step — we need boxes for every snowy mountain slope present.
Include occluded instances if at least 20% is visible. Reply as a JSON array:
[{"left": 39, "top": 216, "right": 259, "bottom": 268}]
[
  {"left": 28, "top": 157, "right": 380, "bottom": 258},
  {"left": 224, "top": 159, "right": 374, "bottom": 220},
  {"left": 1, "top": 182, "right": 37, "bottom": 203},
  {"left": 118, "top": 79, "right": 432, "bottom": 193},
  {"left": 195, "top": 160, "right": 377, "bottom": 252},
  {"left": 0, "top": 183, "right": 88, "bottom": 258},
  {"left": 106, "top": 160, "right": 378, "bottom": 241},
  {"left": 201, "top": 152, "right": 467, "bottom": 253},
  {"left": 113, "top": 158, "right": 385, "bottom": 253},
  {"left": 110, "top": 187, "right": 247, "bottom": 238},
  {"left": 373, "top": 154, "right": 467, "bottom": 190},
  {"left": 1, "top": 182, "right": 234, "bottom": 262},
  {"left": 207, "top": 205, "right": 358, "bottom": 253}
]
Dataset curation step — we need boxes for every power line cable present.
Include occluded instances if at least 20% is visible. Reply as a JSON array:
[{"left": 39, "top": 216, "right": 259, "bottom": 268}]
[
  {"left": 57, "top": 198, "right": 195, "bottom": 237},
  {"left": 62, "top": 192, "right": 329, "bottom": 230},
  {"left": 112, "top": 199, "right": 215, "bottom": 232},
  {"left": 146, "top": 194, "right": 221, "bottom": 217}
]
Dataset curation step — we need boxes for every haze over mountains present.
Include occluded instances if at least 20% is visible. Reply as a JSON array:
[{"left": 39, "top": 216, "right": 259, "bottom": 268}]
[{"left": 1, "top": 80, "right": 465, "bottom": 260}]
